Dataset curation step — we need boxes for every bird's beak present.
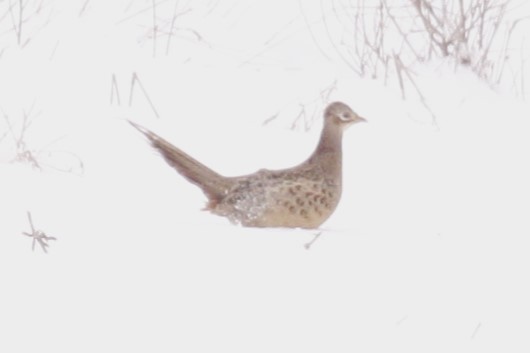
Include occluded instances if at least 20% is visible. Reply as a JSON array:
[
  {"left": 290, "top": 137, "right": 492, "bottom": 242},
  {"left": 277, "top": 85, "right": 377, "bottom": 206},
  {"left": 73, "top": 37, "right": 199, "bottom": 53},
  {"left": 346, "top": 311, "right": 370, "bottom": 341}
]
[{"left": 357, "top": 116, "right": 367, "bottom": 123}]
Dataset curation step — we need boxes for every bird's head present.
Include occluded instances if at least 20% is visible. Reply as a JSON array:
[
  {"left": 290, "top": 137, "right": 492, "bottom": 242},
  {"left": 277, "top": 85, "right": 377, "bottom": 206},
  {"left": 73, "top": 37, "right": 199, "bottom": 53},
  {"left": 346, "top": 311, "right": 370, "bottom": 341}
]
[{"left": 324, "top": 101, "right": 366, "bottom": 130}]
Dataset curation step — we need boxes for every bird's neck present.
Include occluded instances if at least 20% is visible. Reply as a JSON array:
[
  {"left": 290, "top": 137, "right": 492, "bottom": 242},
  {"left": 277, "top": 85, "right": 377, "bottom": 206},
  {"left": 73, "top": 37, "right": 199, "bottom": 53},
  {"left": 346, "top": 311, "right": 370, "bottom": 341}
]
[{"left": 308, "top": 122, "right": 343, "bottom": 177}]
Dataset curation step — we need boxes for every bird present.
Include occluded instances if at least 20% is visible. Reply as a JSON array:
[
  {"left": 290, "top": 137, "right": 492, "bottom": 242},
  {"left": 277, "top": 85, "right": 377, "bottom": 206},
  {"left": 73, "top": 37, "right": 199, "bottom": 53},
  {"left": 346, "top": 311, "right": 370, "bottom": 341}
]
[{"left": 130, "top": 101, "right": 365, "bottom": 228}]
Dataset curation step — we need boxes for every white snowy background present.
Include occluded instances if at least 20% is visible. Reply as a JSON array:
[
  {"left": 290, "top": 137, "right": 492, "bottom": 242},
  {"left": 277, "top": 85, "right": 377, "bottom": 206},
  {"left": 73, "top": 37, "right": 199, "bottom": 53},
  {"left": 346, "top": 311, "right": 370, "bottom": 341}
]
[{"left": 1, "top": 1, "right": 530, "bottom": 352}]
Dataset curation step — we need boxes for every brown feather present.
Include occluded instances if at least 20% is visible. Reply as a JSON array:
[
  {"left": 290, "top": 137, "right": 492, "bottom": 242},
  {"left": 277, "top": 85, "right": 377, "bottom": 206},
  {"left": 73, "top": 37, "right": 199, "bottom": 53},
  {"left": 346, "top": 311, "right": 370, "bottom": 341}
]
[{"left": 129, "top": 121, "right": 231, "bottom": 203}]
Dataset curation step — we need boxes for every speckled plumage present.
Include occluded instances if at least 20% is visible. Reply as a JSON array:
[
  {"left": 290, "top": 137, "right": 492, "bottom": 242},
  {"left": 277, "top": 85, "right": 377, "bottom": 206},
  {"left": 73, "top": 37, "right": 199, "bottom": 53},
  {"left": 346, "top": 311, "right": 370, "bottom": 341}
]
[{"left": 130, "top": 101, "right": 365, "bottom": 228}]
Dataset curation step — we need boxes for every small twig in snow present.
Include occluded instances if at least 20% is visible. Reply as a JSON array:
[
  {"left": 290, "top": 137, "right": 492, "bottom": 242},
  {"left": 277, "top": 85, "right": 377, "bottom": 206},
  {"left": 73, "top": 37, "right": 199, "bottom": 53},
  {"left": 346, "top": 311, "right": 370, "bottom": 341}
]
[
  {"left": 129, "top": 72, "right": 160, "bottom": 118},
  {"left": 304, "top": 231, "right": 322, "bottom": 250},
  {"left": 471, "top": 322, "right": 482, "bottom": 339},
  {"left": 78, "top": 0, "right": 91, "bottom": 17},
  {"left": 396, "top": 315, "right": 408, "bottom": 326},
  {"left": 22, "top": 211, "right": 57, "bottom": 253},
  {"left": 262, "top": 112, "right": 279, "bottom": 126},
  {"left": 151, "top": 0, "right": 158, "bottom": 57},
  {"left": 165, "top": 0, "right": 180, "bottom": 55},
  {"left": 2, "top": 106, "right": 42, "bottom": 170},
  {"left": 110, "top": 73, "right": 121, "bottom": 105}
]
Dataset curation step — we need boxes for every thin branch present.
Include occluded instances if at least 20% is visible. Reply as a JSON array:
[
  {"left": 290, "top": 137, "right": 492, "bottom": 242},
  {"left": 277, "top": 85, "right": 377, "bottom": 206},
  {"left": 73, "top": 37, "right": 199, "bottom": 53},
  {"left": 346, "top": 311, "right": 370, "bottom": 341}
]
[
  {"left": 393, "top": 53, "right": 406, "bottom": 99},
  {"left": 305, "top": 231, "right": 322, "bottom": 250},
  {"left": 298, "top": 0, "right": 332, "bottom": 61},
  {"left": 115, "top": 0, "right": 173, "bottom": 25},
  {"left": 152, "top": 0, "right": 158, "bottom": 57},
  {"left": 17, "top": 0, "right": 23, "bottom": 45},
  {"left": 129, "top": 72, "right": 160, "bottom": 118},
  {"left": 395, "top": 54, "right": 438, "bottom": 126},
  {"left": 165, "top": 0, "right": 180, "bottom": 55},
  {"left": 471, "top": 322, "right": 482, "bottom": 339},
  {"left": 110, "top": 73, "right": 121, "bottom": 105},
  {"left": 78, "top": 0, "right": 90, "bottom": 17},
  {"left": 322, "top": 0, "right": 362, "bottom": 75}
]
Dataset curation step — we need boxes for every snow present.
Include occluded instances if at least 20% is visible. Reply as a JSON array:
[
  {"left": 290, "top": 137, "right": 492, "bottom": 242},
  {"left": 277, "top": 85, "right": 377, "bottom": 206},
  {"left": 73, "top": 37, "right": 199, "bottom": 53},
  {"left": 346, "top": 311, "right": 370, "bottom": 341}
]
[{"left": 2, "top": 1, "right": 530, "bottom": 352}]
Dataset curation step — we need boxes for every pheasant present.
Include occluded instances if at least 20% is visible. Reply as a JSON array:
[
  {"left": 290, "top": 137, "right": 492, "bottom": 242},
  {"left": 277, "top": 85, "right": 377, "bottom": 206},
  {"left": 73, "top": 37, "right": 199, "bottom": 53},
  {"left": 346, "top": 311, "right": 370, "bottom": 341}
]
[{"left": 130, "top": 101, "right": 365, "bottom": 228}]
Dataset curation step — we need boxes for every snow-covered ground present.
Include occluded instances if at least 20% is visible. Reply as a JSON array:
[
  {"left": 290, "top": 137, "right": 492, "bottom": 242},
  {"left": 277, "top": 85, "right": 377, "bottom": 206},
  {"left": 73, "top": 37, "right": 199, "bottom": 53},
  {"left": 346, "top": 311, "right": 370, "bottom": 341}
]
[{"left": 1, "top": 1, "right": 530, "bottom": 352}]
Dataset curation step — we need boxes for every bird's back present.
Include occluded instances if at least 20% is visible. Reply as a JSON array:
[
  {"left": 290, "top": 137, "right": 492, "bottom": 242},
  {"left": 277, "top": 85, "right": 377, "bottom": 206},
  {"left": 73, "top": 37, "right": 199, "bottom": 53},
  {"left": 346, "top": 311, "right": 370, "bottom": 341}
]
[{"left": 212, "top": 164, "right": 342, "bottom": 228}]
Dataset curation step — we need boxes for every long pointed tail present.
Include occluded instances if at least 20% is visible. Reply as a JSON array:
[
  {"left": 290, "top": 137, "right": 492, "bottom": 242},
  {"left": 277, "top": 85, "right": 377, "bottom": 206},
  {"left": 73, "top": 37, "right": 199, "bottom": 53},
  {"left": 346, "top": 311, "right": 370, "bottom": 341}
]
[{"left": 129, "top": 121, "right": 230, "bottom": 202}]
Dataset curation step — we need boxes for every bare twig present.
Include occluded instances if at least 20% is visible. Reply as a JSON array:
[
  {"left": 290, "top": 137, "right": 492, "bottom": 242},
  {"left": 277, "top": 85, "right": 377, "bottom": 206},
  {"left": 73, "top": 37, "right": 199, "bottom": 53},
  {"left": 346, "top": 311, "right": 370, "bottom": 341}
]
[
  {"left": 0, "top": 128, "right": 8, "bottom": 144},
  {"left": 110, "top": 73, "right": 121, "bottom": 105},
  {"left": 395, "top": 54, "right": 438, "bottom": 126},
  {"left": 382, "top": 1, "right": 423, "bottom": 61},
  {"left": 35, "top": 135, "right": 86, "bottom": 175},
  {"left": 1, "top": 105, "right": 83, "bottom": 173},
  {"left": 290, "top": 105, "right": 308, "bottom": 131},
  {"left": 118, "top": 0, "right": 200, "bottom": 56},
  {"left": 152, "top": 0, "right": 158, "bottom": 57},
  {"left": 396, "top": 315, "right": 409, "bottom": 326},
  {"left": 22, "top": 211, "right": 56, "bottom": 253},
  {"left": 471, "top": 322, "right": 482, "bottom": 339},
  {"left": 263, "top": 80, "right": 337, "bottom": 129},
  {"left": 304, "top": 231, "right": 322, "bottom": 250},
  {"left": 521, "top": 37, "right": 526, "bottom": 100},
  {"left": 1, "top": 0, "right": 53, "bottom": 51},
  {"left": 78, "top": 0, "right": 91, "bottom": 17},
  {"left": 17, "top": 0, "right": 23, "bottom": 45},
  {"left": 115, "top": 0, "right": 174, "bottom": 25},
  {"left": 129, "top": 72, "right": 160, "bottom": 118},
  {"left": 298, "top": 0, "right": 332, "bottom": 61},
  {"left": 2, "top": 105, "right": 42, "bottom": 169},
  {"left": 262, "top": 112, "right": 279, "bottom": 126},
  {"left": 393, "top": 52, "right": 406, "bottom": 99},
  {"left": 238, "top": 16, "right": 298, "bottom": 68},
  {"left": 165, "top": 0, "right": 180, "bottom": 55},
  {"left": 11, "top": 0, "right": 24, "bottom": 45},
  {"left": 320, "top": 79, "right": 337, "bottom": 102}
]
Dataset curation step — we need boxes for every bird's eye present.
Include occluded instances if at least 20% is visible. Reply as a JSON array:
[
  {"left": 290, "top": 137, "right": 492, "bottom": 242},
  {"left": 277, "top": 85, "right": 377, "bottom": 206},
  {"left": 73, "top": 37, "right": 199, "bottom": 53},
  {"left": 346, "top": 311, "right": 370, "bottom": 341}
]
[{"left": 340, "top": 112, "right": 351, "bottom": 121}]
